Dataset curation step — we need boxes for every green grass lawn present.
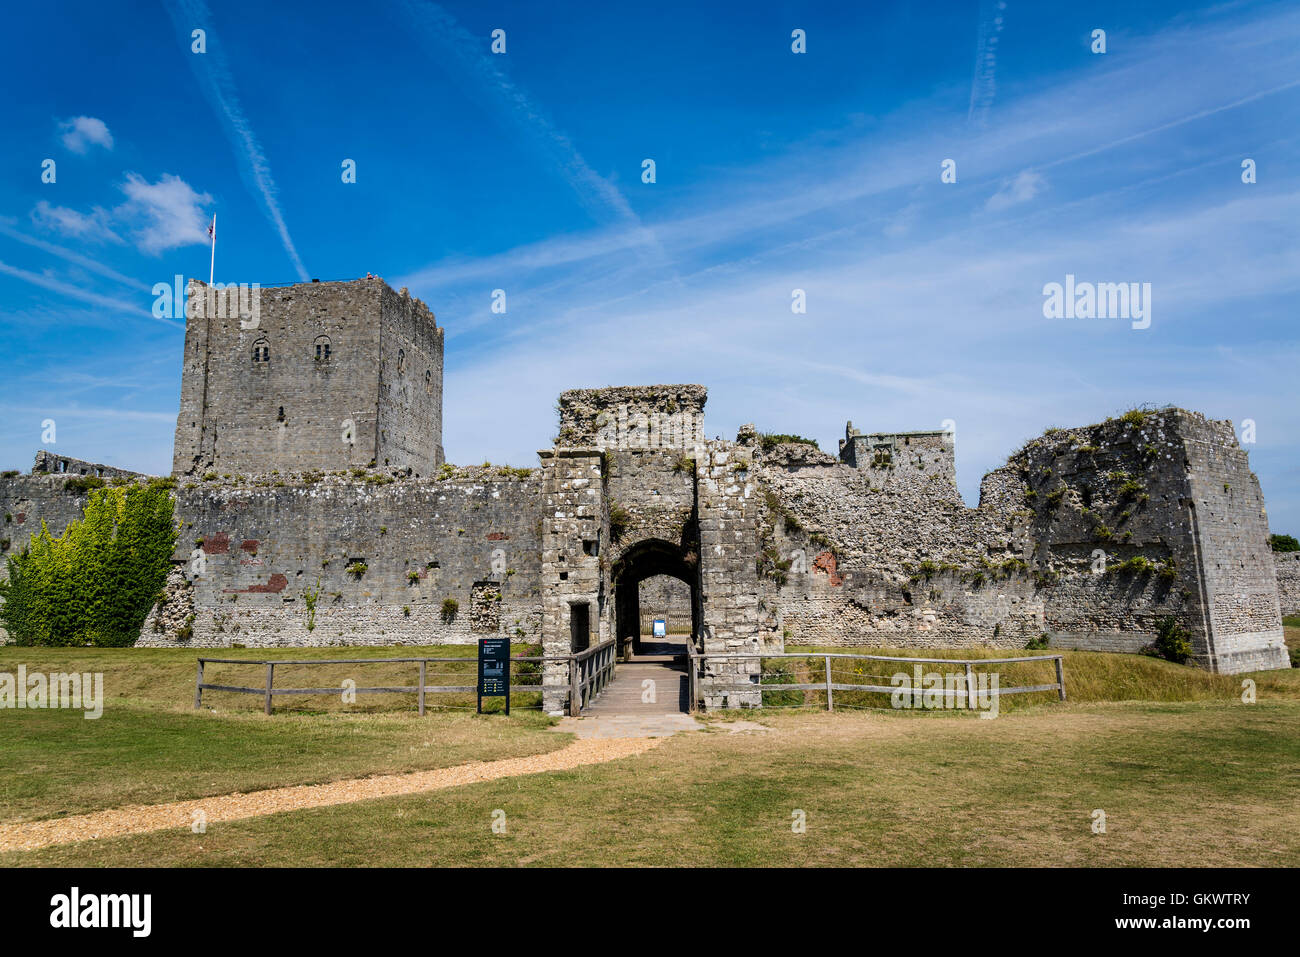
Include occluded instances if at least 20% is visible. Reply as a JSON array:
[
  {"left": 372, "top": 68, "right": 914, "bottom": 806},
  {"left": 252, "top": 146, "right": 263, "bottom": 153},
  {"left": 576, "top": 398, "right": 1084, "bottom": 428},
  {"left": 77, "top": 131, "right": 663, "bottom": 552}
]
[
  {"left": 5, "top": 700, "right": 1297, "bottom": 867},
  {"left": 0, "top": 646, "right": 564, "bottom": 823},
  {"left": 2, "top": 643, "right": 1297, "bottom": 867}
]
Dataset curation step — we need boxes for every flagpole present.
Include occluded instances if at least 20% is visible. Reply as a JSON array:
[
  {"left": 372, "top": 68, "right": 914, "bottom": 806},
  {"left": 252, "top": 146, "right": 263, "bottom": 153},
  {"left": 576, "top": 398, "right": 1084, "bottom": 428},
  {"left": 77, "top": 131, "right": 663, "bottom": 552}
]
[{"left": 208, "top": 214, "right": 216, "bottom": 284}]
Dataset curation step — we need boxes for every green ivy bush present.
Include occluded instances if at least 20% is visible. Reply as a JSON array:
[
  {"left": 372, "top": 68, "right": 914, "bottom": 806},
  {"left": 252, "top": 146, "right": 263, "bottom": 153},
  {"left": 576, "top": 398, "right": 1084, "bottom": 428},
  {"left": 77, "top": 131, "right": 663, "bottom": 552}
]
[{"left": 0, "top": 485, "right": 177, "bottom": 646}]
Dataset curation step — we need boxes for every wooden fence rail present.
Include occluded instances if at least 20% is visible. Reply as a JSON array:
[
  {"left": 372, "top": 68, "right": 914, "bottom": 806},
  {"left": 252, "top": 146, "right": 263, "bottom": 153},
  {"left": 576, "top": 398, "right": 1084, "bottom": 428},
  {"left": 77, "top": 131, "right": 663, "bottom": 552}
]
[
  {"left": 194, "top": 647, "right": 615, "bottom": 716},
  {"left": 682, "top": 651, "right": 1066, "bottom": 712}
]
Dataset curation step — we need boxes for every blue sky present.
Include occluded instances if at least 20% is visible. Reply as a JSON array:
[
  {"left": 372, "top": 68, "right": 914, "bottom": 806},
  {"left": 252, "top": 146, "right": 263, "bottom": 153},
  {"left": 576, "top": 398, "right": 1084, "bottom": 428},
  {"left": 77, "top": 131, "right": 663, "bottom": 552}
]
[{"left": 2, "top": 0, "right": 1298, "bottom": 530}]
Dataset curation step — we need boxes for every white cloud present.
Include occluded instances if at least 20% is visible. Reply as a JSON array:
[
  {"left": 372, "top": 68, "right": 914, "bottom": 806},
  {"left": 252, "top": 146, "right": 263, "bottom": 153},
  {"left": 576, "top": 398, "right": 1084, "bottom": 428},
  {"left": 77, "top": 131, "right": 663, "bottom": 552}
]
[
  {"left": 59, "top": 116, "right": 114, "bottom": 153},
  {"left": 116, "top": 173, "right": 213, "bottom": 255},
  {"left": 985, "top": 169, "right": 1045, "bottom": 212},
  {"left": 27, "top": 172, "right": 213, "bottom": 256},
  {"left": 30, "top": 200, "right": 122, "bottom": 243}
]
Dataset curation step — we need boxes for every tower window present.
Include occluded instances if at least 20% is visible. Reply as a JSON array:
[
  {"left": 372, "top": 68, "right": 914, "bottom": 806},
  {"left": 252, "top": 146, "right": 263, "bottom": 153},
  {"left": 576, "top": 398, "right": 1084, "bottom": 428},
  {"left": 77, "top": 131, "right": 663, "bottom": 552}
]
[
  {"left": 424, "top": 370, "right": 432, "bottom": 394},
  {"left": 397, "top": 348, "right": 405, "bottom": 374},
  {"left": 252, "top": 338, "right": 270, "bottom": 363},
  {"left": 314, "top": 336, "right": 331, "bottom": 362}
]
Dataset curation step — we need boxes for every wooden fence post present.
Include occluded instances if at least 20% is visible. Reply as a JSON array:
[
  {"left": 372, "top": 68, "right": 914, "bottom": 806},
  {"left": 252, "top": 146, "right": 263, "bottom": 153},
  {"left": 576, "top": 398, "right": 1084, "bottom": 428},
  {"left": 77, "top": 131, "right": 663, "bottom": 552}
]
[
  {"left": 194, "top": 660, "right": 204, "bottom": 709},
  {"left": 964, "top": 662, "right": 975, "bottom": 710},
  {"left": 264, "top": 663, "right": 274, "bottom": 715},
  {"left": 418, "top": 659, "right": 426, "bottom": 716},
  {"left": 569, "top": 656, "right": 580, "bottom": 717},
  {"left": 824, "top": 655, "right": 834, "bottom": 711},
  {"left": 1055, "top": 657, "right": 1066, "bottom": 701}
]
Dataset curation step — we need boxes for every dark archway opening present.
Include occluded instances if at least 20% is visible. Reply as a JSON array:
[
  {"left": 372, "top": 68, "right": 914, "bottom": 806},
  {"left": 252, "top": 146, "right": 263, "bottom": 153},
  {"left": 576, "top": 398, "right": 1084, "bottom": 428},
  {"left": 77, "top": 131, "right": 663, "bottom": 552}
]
[{"left": 609, "top": 538, "right": 700, "bottom": 662}]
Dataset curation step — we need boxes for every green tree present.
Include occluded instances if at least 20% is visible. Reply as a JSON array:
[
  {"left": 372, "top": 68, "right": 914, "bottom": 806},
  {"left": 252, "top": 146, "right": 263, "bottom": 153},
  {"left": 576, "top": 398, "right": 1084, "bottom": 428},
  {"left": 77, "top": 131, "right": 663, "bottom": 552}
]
[
  {"left": 1269, "top": 533, "right": 1300, "bottom": 553},
  {"left": 0, "top": 485, "right": 176, "bottom": 646}
]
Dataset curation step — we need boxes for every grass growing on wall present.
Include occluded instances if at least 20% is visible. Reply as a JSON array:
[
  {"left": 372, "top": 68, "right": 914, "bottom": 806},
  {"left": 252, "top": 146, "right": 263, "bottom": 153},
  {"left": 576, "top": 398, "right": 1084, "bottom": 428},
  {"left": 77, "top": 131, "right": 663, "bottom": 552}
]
[{"left": 0, "top": 485, "right": 176, "bottom": 646}]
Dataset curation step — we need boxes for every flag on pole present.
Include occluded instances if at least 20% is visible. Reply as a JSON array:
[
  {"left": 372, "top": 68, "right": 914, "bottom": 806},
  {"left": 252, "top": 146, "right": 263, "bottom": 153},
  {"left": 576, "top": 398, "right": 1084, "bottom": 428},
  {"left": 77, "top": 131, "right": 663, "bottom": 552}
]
[{"left": 208, "top": 214, "right": 216, "bottom": 285}]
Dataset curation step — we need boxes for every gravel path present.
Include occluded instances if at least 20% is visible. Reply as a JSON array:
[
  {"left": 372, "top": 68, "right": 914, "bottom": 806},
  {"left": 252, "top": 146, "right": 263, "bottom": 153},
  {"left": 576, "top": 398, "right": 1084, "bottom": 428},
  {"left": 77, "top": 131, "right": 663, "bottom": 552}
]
[{"left": 0, "top": 736, "right": 662, "bottom": 853}]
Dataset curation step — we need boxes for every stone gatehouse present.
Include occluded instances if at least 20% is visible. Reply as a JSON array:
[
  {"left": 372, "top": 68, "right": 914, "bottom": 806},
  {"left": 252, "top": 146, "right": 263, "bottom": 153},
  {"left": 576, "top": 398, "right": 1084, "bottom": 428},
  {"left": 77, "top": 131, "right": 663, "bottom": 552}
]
[{"left": 0, "top": 277, "right": 1289, "bottom": 708}]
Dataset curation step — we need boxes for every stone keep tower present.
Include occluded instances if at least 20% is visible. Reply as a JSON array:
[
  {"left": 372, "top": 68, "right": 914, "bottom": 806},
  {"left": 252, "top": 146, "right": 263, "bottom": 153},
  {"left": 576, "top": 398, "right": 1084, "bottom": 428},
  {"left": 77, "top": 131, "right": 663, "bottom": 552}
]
[{"left": 172, "top": 278, "right": 444, "bottom": 477}]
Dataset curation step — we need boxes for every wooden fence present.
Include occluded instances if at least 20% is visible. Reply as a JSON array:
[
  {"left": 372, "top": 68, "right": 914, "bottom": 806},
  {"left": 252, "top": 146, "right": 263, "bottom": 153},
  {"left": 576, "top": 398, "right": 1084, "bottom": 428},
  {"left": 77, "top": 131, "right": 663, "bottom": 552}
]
[
  {"left": 684, "top": 650, "right": 1065, "bottom": 712},
  {"left": 195, "top": 639, "right": 617, "bottom": 716}
]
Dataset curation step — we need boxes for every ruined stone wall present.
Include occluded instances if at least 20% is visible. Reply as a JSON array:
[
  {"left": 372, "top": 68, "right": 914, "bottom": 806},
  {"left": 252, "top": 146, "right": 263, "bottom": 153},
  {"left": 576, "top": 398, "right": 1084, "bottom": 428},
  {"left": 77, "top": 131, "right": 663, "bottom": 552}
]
[
  {"left": 537, "top": 448, "right": 606, "bottom": 711},
  {"left": 1276, "top": 552, "right": 1300, "bottom": 616},
  {"left": 557, "top": 385, "right": 706, "bottom": 451},
  {"left": 0, "top": 473, "right": 105, "bottom": 565},
  {"left": 757, "top": 408, "right": 1288, "bottom": 674},
  {"left": 755, "top": 436, "right": 1037, "bottom": 652},
  {"left": 1005, "top": 413, "right": 1201, "bottom": 657},
  {"left": 696, "top": 440, "right": 763, "bottom": 706},
  {"left": 604, "top": 449, "right": 697, "bottom": 554},
  {"left": 135, "top": 469, "right": 541, "bottom": 648},
  {"left": 838, "top": 423, "right": 956, "bottom": 485},
  {"left": 0, "top": 471, "right": 165, "bottom": 642},
  {"left": 172, "top": 279, "right": 442, "bottom": 478},
  {"left": 31, "top": 451, "right": 147, "bottom": 481},
  {"left": 1180, "top": 414, "right": 1288, "bottom": 672},
  {"left": 638, "top": 576, "right": 692, "bottom": 632}
]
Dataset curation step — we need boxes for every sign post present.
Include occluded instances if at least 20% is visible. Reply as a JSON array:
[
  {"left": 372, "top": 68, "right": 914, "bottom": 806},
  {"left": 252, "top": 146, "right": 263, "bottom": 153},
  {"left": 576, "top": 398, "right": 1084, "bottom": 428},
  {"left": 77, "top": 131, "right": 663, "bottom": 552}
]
[
  {"left": 653, "top": 618, "right": 667, "bottom": 638},
  {"left": 477, "top": 637, "right": 510, "bottom": 715}
]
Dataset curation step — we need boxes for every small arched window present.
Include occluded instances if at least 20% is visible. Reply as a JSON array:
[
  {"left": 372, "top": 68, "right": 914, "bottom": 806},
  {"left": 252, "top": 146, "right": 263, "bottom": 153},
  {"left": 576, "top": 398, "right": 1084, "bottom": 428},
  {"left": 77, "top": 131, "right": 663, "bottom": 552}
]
[
  {"left": 424, "top": 370, "right": 432, "bottom": 394},
  {"left": 314, "top": 335, "right": 331, "bottom": 362},
  {"left": 252, "top": 337, "right": 270, "bottom": 363},
  {"left": 397, "top": 348, "right": 406, "bottom": 374}
]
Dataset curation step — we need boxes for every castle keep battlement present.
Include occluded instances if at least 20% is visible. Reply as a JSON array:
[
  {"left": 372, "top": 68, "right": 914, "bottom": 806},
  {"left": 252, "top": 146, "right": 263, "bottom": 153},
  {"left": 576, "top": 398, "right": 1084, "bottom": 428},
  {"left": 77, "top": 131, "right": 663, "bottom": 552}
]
[
  {"left": 0, "top": 277, "right": 1289, "bottom": 687},
  {"left": 173, "top": 278, "right": 443, "bottom": 478}
]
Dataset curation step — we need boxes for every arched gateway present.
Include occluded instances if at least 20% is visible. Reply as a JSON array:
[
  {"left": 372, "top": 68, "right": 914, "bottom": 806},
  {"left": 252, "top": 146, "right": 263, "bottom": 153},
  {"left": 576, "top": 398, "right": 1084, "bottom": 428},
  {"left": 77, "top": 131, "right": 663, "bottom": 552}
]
[
  {"left": 610, "top": 537, "right": 699, "bottom": 658},
  {"left": 536, "top": 386, "right": 765, "bottom": 714}
]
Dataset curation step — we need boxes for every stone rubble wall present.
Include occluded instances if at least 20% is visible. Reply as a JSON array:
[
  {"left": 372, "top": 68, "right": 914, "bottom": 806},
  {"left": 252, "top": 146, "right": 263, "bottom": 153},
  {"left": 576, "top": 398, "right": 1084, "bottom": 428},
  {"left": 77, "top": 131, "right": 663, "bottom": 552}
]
[
  {"left": 751, "top": 409, "right": 1289, "bottom": 673},
  {"left": 556, "top": 384, "right": 706, "bottom": 451},
  {"left": 135, "top": 469, "right": 542, "bottom": 649},
  {"left": 2, "top": 390, "right": 1290, "bottom": 682},
  {"left": 754, "top": 442, "right": 1037, "bottom": 652},
  {"left": 1179, "top": 413, "right": 1289, "bottom": 672},
  {"left": 638, "top": 576, "right": 693, "bottom": 632},
  {"left": 1276, "top": 552, "right": 1300, "bottom": 616},
  {"left": 31, "top": 451, "right": 148, "bottom": 481}
]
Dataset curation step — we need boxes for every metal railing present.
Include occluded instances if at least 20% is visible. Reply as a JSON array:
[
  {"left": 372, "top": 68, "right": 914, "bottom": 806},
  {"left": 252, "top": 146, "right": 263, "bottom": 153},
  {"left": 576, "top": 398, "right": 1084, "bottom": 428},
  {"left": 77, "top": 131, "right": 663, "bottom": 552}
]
[
  {"left": 683, "top": 650, "right": 1065, "bottom": 712},
  {"left": 194, "top": 644, "right": 616, "bottom": 715}
]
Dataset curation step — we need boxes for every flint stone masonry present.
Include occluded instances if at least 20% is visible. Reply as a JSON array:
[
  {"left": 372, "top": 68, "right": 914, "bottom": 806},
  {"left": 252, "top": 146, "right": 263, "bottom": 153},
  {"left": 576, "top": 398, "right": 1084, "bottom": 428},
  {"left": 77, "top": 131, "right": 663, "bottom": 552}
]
[
  {"left": 1, "top": 274, "right": 1291, "bottom": 691},
  {"left": 557, "top": 385, "right": 706, "bottom": 451},
  {"left": 1277, "top": 552, "right": 1300, "bottom": 616},
  {"left": 134, "top": 469, "right": 541, "bottom": 648}
]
